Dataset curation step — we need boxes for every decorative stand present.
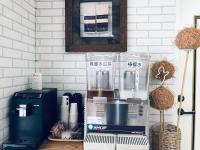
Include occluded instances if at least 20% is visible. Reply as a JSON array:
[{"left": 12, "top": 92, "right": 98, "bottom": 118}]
[{"left": 150, "top": 61, "right": 181, "bottom": 150}]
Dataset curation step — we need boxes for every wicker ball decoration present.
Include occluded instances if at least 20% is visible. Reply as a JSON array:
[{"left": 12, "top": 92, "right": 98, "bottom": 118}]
[
  {"left": 150, "top": 86, "right": 174, "bottom": 110},
  {"left": 50, "top": 121, "right": 67, "bottom": 139},
  {"left": 152, "top": 61, "right": 175, "bottom": 81},
  {"left": 176, "top": 27, "right": 200, "bottom": 49}
]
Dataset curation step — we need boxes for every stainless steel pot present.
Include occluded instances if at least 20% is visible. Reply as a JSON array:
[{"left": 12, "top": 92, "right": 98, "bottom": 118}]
[{"left": 106, "top": 99, "right": 128, "bottom": 126}]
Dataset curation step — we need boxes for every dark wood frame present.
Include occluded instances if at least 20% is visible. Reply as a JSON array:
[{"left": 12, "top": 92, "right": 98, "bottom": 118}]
[{"left": 65, "top": 0, "right": 127, "bottom": 52}]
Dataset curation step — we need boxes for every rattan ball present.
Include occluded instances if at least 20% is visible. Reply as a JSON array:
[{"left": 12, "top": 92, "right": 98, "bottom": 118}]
[
  {"left": 152, "top": 61, "right": 175, "bottom": 81},
  {"left": 176, "top": 27, "right": 200, "bottom": 49},
  {"left": 150, "top": 86, "right": 174, "bottom": 110}
]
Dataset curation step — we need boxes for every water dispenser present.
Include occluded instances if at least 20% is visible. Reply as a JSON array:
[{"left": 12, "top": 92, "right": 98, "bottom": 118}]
[{"left": 84, "top": 52, "right": 150, "bottom": 150}]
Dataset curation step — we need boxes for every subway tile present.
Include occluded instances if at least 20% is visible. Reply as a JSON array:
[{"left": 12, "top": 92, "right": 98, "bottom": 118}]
[
  {"left": 0, "top": 0, "right": 12, "bottom": 9},
  {"left": 3, "top": 86, "right": 21, "bottom": 97},
  {"left": 40, "top": 24, "right": 63, "bottom": 32},
  {"left": 3, "top": 48, "right": 22, "bottom": 59},
  {"left": 149, "top": 31, "right": 175, "bottom": 38},
  {"left": 64, "top": 84, "right": 87, "bottom": 91},
  {"left": 52, "top": 76, "right": 76, "bottom": 83},
  {"left": 13, "top": 3, "right": 28, "bottom": 19},
  {"left": 22, "top": 18, "right": 35, "bottom": 30},
  {"left": 128, "top": 31, "right": 148, "bottom": 38},
  {"left": 0, "top": 36, "right": 12, "bottom": 48},
  {"left": 137, "top": 23, "right": 162, "bottom": 30},
  {"left": 40, "top": 9, "right": 63, "bottom": 16},
  {"left": 22, "top": 51, "right": 35, "bottom": 60},
  {"left": 22, "top": 1, "right": 35, "bottom": 15},
  {"left": 13, "top": 59, "right": 29, "bottom": 68},
  {"left": 0, "top": 16, "right": 12, "bottom": 28},
  {"left": 43, "top": 83, "right": 63, "bottom": 90},
  {"left": 137, "top": 8, "right": 162, "bottom": 15},
  {"left": 40, "top": 54, "right": 63, "bottom": 60},
  {"left": 3, "top": 27, "right": 21, "bottom": 41},
  {"left": 13, "top": 77, "right": 29, "bottom": 86},
  {"left": 52, "top": 1, "right": 65, "bottom": 9},
  {"left": 64, "top": 69, "right": 86, "bottom": 76},
  {"left": 64, "top": 54, "right": 86, "bottom": 61},
  {"left": 0, "top": 57, "right": 12, "bottom": 67},
  {"left": 40, "top": 39, "right": 63, "bottom": 46},
  {"left": 150, "top": 0, "right": 176, "bottom": 6},
  {"left": 40, "top": 69, "right": 63, "bottom": 75},
  {"left": 13, "top": 22, "right": 29, "bottom": 35},
  {"left": 149, "top": 15, "right": 175, "bottom": 23},
  {"left": 128, "top": 0, "right": 148, "bottom": 7},
  {"left": 3, "top": 68, "right": 22, "bottom": 77},
  {"left": 128, "top": 15, "right": 148, "bottom": 23},
  {"left": 3, "top": 7, "right": 22, "bottom": 23},
  {"left": 37, "top": 17, "right": 52, "bottom": 24},
  {"left": 137, "top": 39, "right": 162, "bottom": 46},
  {"left": 53, "top": 61, "right": 76, "bottom": 68},
  {"left": 52, "top": 16, "right": 65, "bottom": 23},
  {"left": 13, "top": 41, "right": 28, "bottom": 51},
  {"left": 0, "top": 78, "right": 12, "bottom": 88},
  {"left": 36, "top": 61, "right": 52, "bottom": 68},
  {"left": 37, "top": 32, "right": 52, "bottom": 38},
  {"left": 37, "top": 2, "right": 51, "bottom": 9}
]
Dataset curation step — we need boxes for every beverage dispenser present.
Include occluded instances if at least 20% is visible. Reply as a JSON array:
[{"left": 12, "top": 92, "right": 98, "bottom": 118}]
[
  {"left": 84, "top": 52, "right": 150, "bottom": 150},
  {"left": 85, "top": 53, "right": 118, "bottom": 129},
  {"left": 86, "top": 53, "right": 117, "bottom": 100},
  {"left": 119, "top": 53, "right": 150, "bottom": 134}
]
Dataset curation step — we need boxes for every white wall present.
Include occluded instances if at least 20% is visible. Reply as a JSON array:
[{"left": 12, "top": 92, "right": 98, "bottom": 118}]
[
  {"left": 0, "top": 0, "right": 36, "bottom": 145},
  {"left": 178, "top": 0, "right": 200, "bottom": 27}
]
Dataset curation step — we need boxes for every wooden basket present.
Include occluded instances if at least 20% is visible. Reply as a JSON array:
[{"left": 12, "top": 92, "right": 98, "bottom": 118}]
[{"left": 151, "top": 124, "right": 181, "bottom": 150}]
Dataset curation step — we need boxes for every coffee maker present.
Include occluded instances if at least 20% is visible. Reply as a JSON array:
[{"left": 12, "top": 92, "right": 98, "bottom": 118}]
[{"left": 3, "top": 88, "right": 57, "bottom": 150}]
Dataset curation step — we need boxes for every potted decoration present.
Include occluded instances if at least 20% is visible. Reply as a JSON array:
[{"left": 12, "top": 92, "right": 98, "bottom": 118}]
[
  {"left": 150, "top": 60, "right": 181, "bottom": 150},
  {"left": 150, "top": 27, "right": 200, "bottom": 150}
]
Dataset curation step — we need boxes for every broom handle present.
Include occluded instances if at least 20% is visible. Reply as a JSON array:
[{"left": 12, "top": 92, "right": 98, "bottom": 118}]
[{"left": 176, "top": 50, "right": 190, "bottom": 149}]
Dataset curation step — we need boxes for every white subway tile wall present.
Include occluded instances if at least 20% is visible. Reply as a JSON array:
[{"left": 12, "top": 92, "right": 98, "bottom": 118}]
[
  {"left": 0, "top": 0, "right": 178, "bottom": 146},
  {"left": 0, "top": 0, "right": 36, "bottom": 145}
]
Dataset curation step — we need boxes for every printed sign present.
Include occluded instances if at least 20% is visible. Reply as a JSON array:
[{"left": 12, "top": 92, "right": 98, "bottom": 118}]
[
  {"left": 127, "top": 61, "right": 143, "bottom": 70},
  {"left": 89, "top": 61, "right": 112, "bottom": 68}
]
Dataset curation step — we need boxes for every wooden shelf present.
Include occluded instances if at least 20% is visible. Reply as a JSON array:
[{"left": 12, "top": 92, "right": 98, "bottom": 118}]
[{"left": 39, "top": 140, "right": 83, "bottom": 150}]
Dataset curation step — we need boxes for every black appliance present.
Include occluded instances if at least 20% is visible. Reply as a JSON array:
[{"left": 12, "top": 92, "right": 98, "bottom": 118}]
[{"left": 3, "top": 88, "right": 57, "bottom": 150}]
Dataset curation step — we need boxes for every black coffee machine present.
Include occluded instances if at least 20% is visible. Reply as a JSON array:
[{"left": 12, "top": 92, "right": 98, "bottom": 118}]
[{"left": 3, "top": 88, "right": 57, "bottom": 150}]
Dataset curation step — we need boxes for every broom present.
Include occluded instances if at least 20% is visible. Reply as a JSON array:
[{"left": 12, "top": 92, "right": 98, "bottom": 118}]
[{"left": 175, "top": 27, "right": 200, "bottom": 149}]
